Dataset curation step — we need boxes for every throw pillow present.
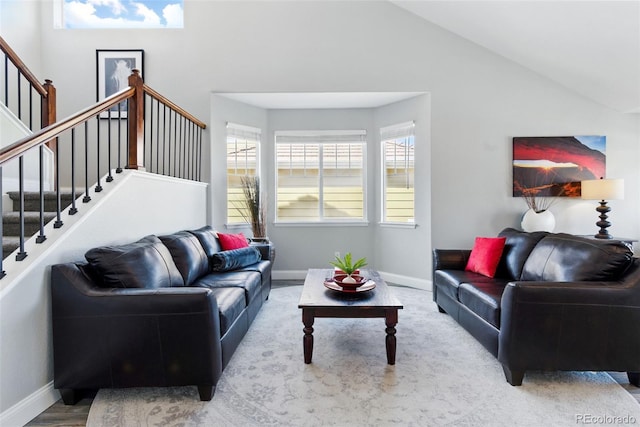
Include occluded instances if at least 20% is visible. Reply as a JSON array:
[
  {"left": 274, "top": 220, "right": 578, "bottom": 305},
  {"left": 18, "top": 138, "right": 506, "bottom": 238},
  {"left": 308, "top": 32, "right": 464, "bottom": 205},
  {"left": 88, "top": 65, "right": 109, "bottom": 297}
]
[
  {"left": 465, "top": 236, "right": 507, "bottom": 278},
  {"left": 217, "top": 232, "right": 249, "bottom": 250},
  {"left": 85, "top": 235, "right": 184, "bottom": 288},
  {"left": 211, "top": 247, "right": 262, "bottom": 272}
]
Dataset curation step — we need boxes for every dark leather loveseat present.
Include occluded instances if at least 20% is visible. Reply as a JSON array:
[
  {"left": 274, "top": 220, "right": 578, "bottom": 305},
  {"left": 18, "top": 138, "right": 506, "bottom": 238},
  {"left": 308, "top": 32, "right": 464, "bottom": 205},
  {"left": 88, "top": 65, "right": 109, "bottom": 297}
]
[
  {"left": 433, "top": 228, "right": 640, "bottom": 387},
  {"left": 50, "top": 226, "right": 272, "bottom": 403}
]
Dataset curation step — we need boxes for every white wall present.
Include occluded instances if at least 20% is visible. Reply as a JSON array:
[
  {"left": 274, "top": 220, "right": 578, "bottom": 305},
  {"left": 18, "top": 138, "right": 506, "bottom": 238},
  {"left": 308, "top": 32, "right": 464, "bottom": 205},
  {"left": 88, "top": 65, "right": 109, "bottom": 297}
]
[
  {"left": 8, "top": 0, "right": 631, "bottom": 256},
  {"left": 0, "top": 171, "right": 207, "bottom": 425}
]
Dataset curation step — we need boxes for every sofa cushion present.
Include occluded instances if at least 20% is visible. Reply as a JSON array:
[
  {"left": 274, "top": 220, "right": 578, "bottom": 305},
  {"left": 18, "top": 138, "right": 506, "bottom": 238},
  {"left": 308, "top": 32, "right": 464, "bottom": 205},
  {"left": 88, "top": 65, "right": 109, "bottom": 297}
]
[
  {"left": 434, "top": 270, "right": 502, "bottom": 301},
  {"left": 211, "top": 247, "right": 262, "bottom": 272},
  {"left": 521, "top": 234, "right": 634, "bottom": 282},
  {"left": 188, "top": 226, "right": 222, "bottom": 259},
  {"left": 158, "top": 231, "right": 210, "bottom": 286},
  {"left": 495, "top": 228, "right": 548, "bottom": 280},
  {"left": 465, "top": 237, "right": 506, "bottom": 278},
  {"left": 193, "top": 271, "right": 262, "bottom": 306},
  {"left": 207, "top": 287, "right": 247, "bottom": 336},
  {"left": 85, "top": 235, "right": 184, "bottom": 289},
  {"left": 458, "top": 282, "right": 507, "bottom": 328}
]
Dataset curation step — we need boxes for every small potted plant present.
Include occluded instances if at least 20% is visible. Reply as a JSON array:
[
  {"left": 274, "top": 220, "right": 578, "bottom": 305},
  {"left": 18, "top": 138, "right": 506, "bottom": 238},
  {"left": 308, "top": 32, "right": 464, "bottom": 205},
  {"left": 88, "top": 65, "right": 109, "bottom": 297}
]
[{"left": 330, "top": 252, "right": 367, "bottom": 284}]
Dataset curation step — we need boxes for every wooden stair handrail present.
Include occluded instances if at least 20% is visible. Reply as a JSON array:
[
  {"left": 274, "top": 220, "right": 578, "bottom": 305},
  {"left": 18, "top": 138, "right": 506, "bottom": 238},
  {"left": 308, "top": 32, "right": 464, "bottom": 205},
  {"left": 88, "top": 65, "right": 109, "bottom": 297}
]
[
  {"left": 0, "top": 87, "right": 134, "bottom": 166},
  {"left": 0, "top": 35, "right": 48, "bottom": 97},
  {"left": 143, "top": 84, "right": 207, "bottom": 129}
]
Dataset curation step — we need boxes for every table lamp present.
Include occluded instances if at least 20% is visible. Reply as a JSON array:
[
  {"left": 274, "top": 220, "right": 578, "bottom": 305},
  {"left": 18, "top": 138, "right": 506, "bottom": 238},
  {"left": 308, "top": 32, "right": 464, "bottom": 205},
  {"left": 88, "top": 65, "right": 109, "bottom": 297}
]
[{"left": 581, "top": 178, "right": 624, "bottom": 239}]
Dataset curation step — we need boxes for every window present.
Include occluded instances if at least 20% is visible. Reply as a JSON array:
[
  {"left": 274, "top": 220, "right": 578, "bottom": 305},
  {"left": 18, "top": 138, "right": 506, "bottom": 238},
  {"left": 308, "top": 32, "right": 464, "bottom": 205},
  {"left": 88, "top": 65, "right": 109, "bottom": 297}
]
[
  {"left": 227, "top": 123, "right": 260, "bottom": 225},
  {"left": 275, "top": 130, "right": 367, "bottom": 223},
  {"left": 54, "top": 0, "right": 184, "bottom": 29},
  {"left": 381, "top": 121, "right": 415, "bottom": 224}
]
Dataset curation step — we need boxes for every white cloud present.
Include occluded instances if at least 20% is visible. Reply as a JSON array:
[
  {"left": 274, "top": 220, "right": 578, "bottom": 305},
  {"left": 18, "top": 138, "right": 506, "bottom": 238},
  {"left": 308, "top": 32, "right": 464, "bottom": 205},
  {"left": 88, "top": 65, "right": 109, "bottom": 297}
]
[
  {"left": 131, "top": 2, "right": 162, "bottom": 26},
  {"left": 163, "top": 3, "right": 183, "bottom": 28},
  {"left": 63, "top": 0, "right": 184, "bottom": 29}
]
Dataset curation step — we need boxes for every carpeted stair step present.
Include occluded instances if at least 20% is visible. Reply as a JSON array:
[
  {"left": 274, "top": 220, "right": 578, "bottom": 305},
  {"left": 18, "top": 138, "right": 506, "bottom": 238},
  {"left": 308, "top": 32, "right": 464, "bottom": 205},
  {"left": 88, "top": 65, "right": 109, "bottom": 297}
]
[
  {"left": 3, "top": 211, "right": 57, "bottom": 237},
  {"left": 2, "top": 236, "right": 20, "bottom": 258},
  {"left": 6, "top": 191, "right": 77, "bottom": 212}
]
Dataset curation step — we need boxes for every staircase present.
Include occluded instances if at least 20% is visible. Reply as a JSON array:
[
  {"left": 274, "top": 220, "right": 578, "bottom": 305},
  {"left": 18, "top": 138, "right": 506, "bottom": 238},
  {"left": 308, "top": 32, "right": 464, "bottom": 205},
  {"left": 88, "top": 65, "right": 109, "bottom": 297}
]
[{"left": 3, "top": 191, "right": 76, "bottom": 259}]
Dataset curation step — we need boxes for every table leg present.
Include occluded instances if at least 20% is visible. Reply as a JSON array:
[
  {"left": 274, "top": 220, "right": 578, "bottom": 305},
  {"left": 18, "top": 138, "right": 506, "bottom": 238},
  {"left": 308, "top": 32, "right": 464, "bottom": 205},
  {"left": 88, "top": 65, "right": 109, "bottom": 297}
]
[
  {"left": 302, "top": 309, "right": 314, "bottom": 364},
  {"left": 385, "top": 309, "right": 398, "bottom": 365}
]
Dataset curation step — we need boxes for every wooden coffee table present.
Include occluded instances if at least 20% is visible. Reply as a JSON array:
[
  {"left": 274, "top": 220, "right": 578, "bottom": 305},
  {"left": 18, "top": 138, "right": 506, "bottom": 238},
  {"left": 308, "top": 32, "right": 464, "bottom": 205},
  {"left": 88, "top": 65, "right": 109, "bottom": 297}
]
[{"left": 298, "top": 268, "right": 403, "bottom": 365}]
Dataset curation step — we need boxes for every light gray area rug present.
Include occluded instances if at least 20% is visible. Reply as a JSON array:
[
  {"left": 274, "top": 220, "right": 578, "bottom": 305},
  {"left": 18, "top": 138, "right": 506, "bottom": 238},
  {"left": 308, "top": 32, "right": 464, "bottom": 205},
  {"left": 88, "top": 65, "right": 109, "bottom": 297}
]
[{"left": 87, "top": 285, "right": 640, "bottom": 427}]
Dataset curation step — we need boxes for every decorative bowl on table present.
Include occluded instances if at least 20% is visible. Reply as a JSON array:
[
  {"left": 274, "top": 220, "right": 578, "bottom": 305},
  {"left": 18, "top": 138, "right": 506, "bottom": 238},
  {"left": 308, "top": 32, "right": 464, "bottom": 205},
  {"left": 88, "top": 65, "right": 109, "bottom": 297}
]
[{"left": 332, "top": 274, "right": 366, "bottom": 291}]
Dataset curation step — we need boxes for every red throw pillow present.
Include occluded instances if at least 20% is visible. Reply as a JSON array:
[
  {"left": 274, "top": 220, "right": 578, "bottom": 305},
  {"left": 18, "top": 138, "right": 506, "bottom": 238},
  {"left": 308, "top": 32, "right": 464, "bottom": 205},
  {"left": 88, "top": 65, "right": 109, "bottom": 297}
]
[
  {"left": 465, "top": 237, "right": 507, "bottom": 278},
  {"left": 217, "top": 232, "right": 249, "bottom": 251}
]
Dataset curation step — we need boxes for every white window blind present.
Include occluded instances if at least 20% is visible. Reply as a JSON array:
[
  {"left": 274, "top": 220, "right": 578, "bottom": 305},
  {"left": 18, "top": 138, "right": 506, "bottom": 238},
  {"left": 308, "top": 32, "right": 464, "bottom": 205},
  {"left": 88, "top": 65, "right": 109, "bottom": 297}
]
[
  {"left": 381, "top": 121, "right": 415, "bottom": 224},
  {"left": 275, "top": 130, "right": 367, "bottom": 222},
  {"left": 227, "top": 123, "right": 261, "bottom": 224}
]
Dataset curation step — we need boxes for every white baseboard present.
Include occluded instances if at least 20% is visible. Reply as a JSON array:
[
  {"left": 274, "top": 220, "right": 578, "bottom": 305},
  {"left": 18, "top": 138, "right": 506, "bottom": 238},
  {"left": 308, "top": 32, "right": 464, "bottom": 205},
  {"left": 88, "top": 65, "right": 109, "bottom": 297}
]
[
  {"left": 0, "top": 381, "right": 58, "bottom": 427},
  {"left": 273, "top": 269, "right": 432, "bottom": 292}
]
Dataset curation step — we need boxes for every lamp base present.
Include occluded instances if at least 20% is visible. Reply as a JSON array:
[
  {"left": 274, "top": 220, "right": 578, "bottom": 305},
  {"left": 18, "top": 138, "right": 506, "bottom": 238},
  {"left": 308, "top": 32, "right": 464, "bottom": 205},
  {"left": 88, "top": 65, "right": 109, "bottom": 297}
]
[{"left": 594, "top": 200, "right": 613, "bottom": 239}]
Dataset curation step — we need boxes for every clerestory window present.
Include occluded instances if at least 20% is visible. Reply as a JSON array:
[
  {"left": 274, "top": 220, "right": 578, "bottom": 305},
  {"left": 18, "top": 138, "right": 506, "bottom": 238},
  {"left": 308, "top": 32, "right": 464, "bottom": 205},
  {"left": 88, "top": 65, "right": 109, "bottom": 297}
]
[
  {"left": 54, "top": 0, "right": 184, "bottom": 29},
  {"left": 380, "top": 121, "right": 415, "bottom": 224},
  {"left": 275, "top": 130, "right": 367, "bottom": 223}
]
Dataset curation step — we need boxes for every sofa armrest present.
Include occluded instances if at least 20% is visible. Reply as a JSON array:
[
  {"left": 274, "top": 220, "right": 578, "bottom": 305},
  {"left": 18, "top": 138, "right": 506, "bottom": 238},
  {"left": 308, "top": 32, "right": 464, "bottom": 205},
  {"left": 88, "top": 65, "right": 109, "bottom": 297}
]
[
  {"left": 498, "top": 279, "right": 640, "bottom": 372},
  {"left": 250, "top": 242, "right": 274, "bottom": 262},
  {"left": 432, "top": 249, "right": 471, "bottom": 272},
  {"left": 51, "top": 263, "right": 223, "bottom": 390}
]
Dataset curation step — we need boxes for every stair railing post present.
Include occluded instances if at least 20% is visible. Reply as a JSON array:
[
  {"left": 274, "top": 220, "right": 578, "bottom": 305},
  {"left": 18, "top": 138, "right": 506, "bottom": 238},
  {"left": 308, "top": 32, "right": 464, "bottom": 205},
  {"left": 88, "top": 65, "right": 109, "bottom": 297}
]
[
  {"left": 127, "top": 70, "right": 145, "bottom": 170},
  {"left": 41, "top": 80, "right": 57, "bottom": 147}
]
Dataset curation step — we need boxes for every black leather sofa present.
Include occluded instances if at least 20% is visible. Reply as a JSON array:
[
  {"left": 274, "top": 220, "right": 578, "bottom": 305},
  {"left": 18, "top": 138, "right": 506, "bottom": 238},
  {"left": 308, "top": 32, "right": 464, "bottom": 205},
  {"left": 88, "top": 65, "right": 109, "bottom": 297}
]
[
  {"left": 51, "top": 226, "right": 272, "bottom": 403},
  {"left": 433, "top": 228, "right": 640, "bottom": 386}
]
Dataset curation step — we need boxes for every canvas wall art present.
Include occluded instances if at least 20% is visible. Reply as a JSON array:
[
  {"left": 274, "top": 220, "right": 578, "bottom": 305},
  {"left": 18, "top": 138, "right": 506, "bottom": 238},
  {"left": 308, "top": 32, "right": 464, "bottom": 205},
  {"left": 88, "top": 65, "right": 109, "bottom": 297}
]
[
  {"left": 96, "top": 49, "right": 144, "bottom": 118},
  {"left": 512, "top": 136, "right": 606, "bottom": 197}
]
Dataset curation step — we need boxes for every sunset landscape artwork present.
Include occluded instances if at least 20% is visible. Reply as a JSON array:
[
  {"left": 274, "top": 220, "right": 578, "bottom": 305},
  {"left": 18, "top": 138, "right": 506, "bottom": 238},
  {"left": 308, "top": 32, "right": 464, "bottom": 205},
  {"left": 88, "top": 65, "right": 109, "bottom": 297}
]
[{"left": 512, "top": 136, "right": 606, "bottom": 197}]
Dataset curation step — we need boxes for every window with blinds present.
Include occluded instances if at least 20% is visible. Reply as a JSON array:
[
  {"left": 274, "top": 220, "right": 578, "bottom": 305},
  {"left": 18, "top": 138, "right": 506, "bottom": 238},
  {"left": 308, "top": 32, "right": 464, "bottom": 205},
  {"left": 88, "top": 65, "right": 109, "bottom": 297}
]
[
  {"left": 381, "top": 121, "right": 415, "bottom": 224},
  {"left": 227, "top": 123, "right": 260, "bottom": 224},
  {"left": 275, "top": 130, "right": 367, "bottom": 222}
]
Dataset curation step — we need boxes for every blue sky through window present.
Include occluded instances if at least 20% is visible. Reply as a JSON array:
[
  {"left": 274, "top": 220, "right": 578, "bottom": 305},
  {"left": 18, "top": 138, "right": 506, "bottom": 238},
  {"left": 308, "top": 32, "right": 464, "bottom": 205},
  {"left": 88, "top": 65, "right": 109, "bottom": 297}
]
[{"left": 62, "top": 0, "right": 183, "bottom": 29}]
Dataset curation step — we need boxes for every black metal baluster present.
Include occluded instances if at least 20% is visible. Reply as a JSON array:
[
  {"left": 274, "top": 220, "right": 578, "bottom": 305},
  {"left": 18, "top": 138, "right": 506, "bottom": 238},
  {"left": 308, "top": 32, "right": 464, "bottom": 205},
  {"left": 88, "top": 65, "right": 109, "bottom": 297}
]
[
  {"left": 54, "top": 136, "right": 63, "bottom": 229},
  {"left": 106, "top": 109, "right": 113, "bottom": 182},
  {"left": 95, "top": 116, "right": 103, "bottom": 192},
  {"left": 116, "top": 101, "right": 123, "bottom": 173},
  {"left": 17, "top": 73, "right": 21, "bottom": 120},
  {"left": 172, "top": 111, "right": 177, "bottom": 177},
  {"left": 155, "top": 99, "right": 160, "bottom": 173},
  {"left": 4, "top": 56, "right": 8, "bottom": 106},
  {"left": 69, "top": 128, "right": 78, "bottom": 215},
  {"left": 179, "top": 115, "right": 185, "bottom": 179},
  {"left": 0, "top": 166, "right": 5, "bottom": 279},
  {"left": 15, "top": 156, "right": 27, "bottom": 261},
  {"left": 83, "top": 121, "right": 91, "bottom": 203},
  {"left": 36, "top": 145, "right": 46, "bottom": 243},
  {"left": 149, "top": 99, "right": 154, "bottom": 172},
  {"left": 198, "top": 126, "right": 203, "bottom": 181},
  {"left": 29, "top": 83, "right": 33, "bottom": 131},
  {"left": 162, "top": 103, "right": 167, "bottom": 175}
]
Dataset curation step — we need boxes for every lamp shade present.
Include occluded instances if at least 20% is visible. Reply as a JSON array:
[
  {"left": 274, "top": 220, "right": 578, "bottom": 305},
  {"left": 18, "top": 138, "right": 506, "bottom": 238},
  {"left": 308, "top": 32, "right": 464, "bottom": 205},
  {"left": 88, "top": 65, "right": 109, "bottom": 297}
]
[{"left": 581, "top": 178, "right": 624, "bottom": 200}]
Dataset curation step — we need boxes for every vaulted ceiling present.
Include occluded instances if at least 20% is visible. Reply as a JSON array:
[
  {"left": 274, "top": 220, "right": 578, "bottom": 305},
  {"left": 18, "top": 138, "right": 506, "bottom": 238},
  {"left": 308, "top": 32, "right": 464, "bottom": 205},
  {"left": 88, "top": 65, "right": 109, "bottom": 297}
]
[{"left": 391, "top": 1, "right": 640, "bottom": 114}]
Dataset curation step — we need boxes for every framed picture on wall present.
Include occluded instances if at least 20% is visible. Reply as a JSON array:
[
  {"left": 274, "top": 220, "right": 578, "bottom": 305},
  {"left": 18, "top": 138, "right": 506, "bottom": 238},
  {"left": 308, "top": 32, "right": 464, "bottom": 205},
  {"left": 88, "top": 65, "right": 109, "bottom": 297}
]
[
  {"left": 512, "top": 135, "right": 606, "bottom": 197},
  {"left": 96, "top": 49, "right": 144, "bottom": 118}
]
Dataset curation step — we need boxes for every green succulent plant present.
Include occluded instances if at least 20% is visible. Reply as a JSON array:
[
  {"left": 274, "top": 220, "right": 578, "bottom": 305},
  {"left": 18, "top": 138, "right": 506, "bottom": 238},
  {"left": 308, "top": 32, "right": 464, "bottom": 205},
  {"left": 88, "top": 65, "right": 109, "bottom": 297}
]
[{"left": 329, "top": 252, "right": 367, "bottom": 276}]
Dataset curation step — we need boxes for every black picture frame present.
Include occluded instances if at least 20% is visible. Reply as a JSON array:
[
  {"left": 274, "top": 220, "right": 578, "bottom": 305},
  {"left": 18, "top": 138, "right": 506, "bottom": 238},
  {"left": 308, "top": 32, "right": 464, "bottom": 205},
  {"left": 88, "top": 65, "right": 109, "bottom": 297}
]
[{"left": 96, "top": 49, "right": 144, "bottom": 118}]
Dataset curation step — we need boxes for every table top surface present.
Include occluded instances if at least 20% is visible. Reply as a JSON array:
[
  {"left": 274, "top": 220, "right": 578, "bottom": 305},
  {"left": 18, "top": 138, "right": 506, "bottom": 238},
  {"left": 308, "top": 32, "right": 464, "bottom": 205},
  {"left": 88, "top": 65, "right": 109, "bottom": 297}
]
[{"left": 298, "top": 268, "right": 403, "bottom": 309}]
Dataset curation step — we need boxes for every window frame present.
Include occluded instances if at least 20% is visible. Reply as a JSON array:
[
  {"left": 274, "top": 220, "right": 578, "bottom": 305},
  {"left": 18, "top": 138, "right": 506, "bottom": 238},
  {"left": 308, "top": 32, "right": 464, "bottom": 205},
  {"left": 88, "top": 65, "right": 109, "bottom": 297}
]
[
  {"left": 274, "top": 130, "right": 368, "bottom": 225},
  {"left": 380, "top": 121, "right": 416, "bottom": 227},
  {"left": 226, "top": 122, "right": 261, "bottom": 228}
]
